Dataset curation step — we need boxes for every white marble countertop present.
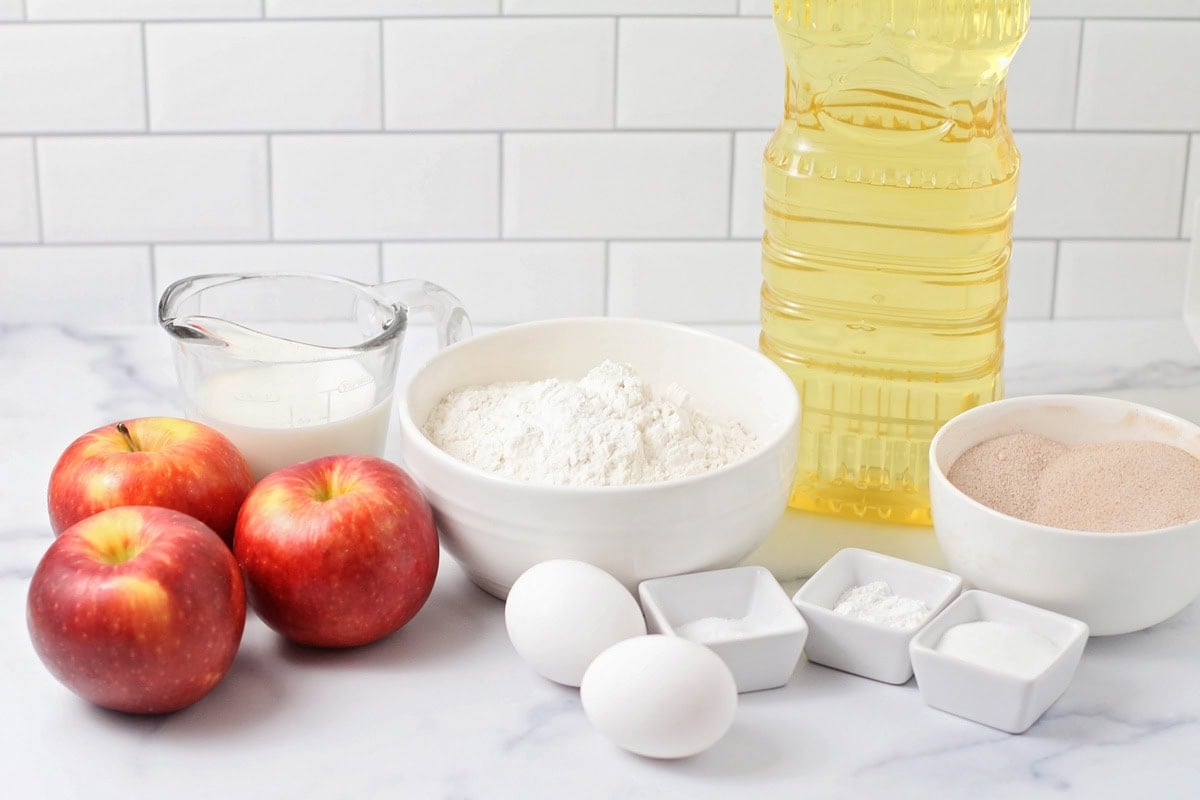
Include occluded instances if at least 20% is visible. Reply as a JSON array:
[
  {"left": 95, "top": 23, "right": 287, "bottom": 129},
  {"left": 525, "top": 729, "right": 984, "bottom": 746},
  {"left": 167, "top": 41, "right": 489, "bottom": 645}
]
[{"left": 4, "top": 320, "right": 1200, "bottom": 799}]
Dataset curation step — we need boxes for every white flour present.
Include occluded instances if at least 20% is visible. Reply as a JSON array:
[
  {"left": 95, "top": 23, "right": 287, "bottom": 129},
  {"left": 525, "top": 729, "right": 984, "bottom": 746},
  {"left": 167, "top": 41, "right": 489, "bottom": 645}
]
[
  {"left": 422, "top": 360, "right": 758, "bottom": 487},
  {"left": 833, "top": 581, "right": 931, "bottom": 631}
]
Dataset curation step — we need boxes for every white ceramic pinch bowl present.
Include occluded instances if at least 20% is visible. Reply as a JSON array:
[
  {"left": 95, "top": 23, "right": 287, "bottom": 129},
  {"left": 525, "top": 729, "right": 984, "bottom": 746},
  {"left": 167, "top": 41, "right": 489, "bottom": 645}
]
[
  {"left": 397, "top": 318, "right": 800, "bottom": 599},
  {"left": 929, "top": 394, "right": 1200, "bottom": 635},
  {"left": 638, "top": 566, "right": 808, "bottom": 693},
  {"left": 791, "top": 548, "right": 963, "bottom": 684},
  {"left": 910, "top": 590, "right": 1089, "bottom": 734}
]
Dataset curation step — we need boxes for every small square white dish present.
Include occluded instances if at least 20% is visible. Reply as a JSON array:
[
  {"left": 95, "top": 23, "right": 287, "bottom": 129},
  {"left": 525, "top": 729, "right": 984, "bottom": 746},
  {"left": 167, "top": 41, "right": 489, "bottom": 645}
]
[
  {"left": 909, "top": 590, "right": 1089, "bottom": 734},
  {"left": 791, "top": 548, "right": 963, "bottom": 684},
  {"left": 638, "top": 565, "right": 808, "bottom": 693}
]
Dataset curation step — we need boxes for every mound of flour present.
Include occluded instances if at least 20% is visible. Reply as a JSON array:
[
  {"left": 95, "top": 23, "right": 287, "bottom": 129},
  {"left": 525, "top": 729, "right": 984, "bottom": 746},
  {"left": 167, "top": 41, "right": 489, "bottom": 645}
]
[{"left": 422, "top": 360, "right": 758, "bottom": 487}]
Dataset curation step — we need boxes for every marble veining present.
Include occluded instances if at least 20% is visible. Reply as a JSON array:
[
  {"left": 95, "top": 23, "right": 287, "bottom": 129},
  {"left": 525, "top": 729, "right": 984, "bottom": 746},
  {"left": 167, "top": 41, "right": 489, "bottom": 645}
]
[{"left": 3, "top": 320, "right": 1200, "bottom": 799}]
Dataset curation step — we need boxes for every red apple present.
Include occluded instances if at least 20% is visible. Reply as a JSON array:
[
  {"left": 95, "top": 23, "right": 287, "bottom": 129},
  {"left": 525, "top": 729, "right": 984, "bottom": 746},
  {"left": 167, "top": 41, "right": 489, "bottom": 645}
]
[
  {"left": 234, "top": 455, "right": 438, "bottom": 648},
  {"left": 27, "top": 506, "right": 246, "bottom": 714},
  {"left": 48, "top": 417, "right": 254, "bottom": 547}
]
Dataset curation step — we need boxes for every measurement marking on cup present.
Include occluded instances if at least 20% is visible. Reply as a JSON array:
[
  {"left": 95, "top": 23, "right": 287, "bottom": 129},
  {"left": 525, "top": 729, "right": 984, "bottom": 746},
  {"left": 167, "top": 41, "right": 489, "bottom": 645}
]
[{"left": 235, "top": 391, "right": 280, "bottom": 404}]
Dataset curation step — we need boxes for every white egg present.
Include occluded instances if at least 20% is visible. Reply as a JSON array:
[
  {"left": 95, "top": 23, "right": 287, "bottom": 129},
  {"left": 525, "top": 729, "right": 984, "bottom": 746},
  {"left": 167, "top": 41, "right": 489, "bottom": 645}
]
[
  {"left": 580, "top": 635, "right": 737, "bottom": 759},
  {"left": 504, "top": 559, "right": 646, "bottom": 687}
]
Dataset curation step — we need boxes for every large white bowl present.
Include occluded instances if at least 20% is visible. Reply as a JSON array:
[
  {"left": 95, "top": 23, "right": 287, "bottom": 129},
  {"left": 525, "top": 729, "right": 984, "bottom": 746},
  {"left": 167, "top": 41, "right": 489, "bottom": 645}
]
[
  {"left": 397, "top": 318, "right": 800, "bottom": 598},
  {"left": 929, "top": 394, "right": 1200, "bottom": 635}
]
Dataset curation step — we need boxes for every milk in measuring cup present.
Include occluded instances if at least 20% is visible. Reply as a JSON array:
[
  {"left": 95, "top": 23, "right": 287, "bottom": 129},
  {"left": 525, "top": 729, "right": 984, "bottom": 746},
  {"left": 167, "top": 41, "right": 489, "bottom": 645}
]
[{"left": 192, "top": 360, "right": 391, "bottom": 480}]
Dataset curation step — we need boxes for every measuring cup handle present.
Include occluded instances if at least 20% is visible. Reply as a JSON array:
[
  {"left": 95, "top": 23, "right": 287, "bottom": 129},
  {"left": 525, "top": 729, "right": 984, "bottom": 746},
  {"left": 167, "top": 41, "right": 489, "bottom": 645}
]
[{"left": 377, "top": 279, "right": 472, "bottom": 349}]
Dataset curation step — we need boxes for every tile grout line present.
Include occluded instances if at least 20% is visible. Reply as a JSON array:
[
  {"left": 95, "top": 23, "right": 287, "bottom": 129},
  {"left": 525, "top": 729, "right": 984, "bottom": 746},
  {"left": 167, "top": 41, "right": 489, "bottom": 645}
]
[
  {"left": 497, "top": 133, "right": 504, "bottom": 238},
  {"left": 30, "top": 137, "right": 44, "bottom": 243},
  {"left": 725, "top": 132, "right": 736, "bottom": 238},
  {"left": 1070, "top": 20, "right": 1087, "bottom": 129},
  {"left": 1177, "top": 137, "right": 1193, "bottom": 238},
  {"left": 139, "top": 23, "right": 151, "bottom": 131},
  {"left": 0, "top": 236, "right": 1188, "bottom": 249},
  {"left": 1049, "top": 240, "right": 1062, "bottom": 319},
  {"left": 377, "top": 20, "right": 387, "bottom": 130},
  {"left": 376, "top": 241, "right": 384, "bottom": 283},
  {"left": 265, "top": 134, "right": 275, "bottom": 240},
  {"left": 148, "top": 245, "right": 158, "bottom": 318},
  {"left": 0, "top": 128, "right": 1196, "bottom": 138},
  {"left": 611, "top": 17, "right": 620, "bottom": 128},
  {"left": 0, "top": 15, "right": 1197, "bottom": 24},
  {"left": 2, "top": 128, "right": 1198, "bottom": 138},
  {"left": 603, "top": 240, "right": 611, "bottom": 315}
]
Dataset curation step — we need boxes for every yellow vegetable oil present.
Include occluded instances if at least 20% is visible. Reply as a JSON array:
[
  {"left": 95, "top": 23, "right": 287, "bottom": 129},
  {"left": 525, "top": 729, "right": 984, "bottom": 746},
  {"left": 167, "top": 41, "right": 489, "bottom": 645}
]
[{"left": 761, "top": 0, "right": 1030, "bottom": 525}]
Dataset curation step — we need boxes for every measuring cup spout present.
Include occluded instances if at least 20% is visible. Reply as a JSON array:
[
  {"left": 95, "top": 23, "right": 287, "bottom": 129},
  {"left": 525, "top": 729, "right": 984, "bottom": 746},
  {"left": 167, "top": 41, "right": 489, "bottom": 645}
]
[
  {"left": 158, "top": 273, "right": 353, "bottom": 361},
  {"left": 156, "top": 271, "right": 472, "bottom": 479},
  {"left": 376, "top": 279, "right": 472, "bottom": 349},
  {"left": 158, "top": 273, "right": 240, "bottom": 346}
]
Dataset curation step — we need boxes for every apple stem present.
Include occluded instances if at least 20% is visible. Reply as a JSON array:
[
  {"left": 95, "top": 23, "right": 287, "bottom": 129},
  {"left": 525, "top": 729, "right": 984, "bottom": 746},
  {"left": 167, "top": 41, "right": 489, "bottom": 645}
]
[{"left": 115, "top": 421, "right": 139, "bottom": 452}]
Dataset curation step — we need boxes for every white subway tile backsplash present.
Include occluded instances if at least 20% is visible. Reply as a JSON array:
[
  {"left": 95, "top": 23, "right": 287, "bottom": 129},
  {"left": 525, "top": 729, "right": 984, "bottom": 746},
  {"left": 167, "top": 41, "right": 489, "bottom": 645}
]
[
  {"left": 154, "top": 243, "right": 380, "bottom": 301},
  {"left": 1006, "top": 20, "right": 1080, "bottom": 131},
  {"left": 272, "top": 134, "right": 498, "bottom": 240},
  {"left": 0, "top": 246, "right": 152, "bottom": 323},
  {"left": 503, "top": 133, "right": 730, "bottom": 238},
  {"left": 0, "top": 140, "right": 38, "bottom": 243},
  {"left": 1055, "top": 240, "right": 1189, "bottom": 319},
  {"left": 617, "top": 18, "right": 780, "bottom": 129},
  {"left": 0, "top": 25, "right": 144, "bottom": 133},
  {"left": 730, "top": 130, "right": 770, "bottom": 238},
  {"left": 1076, "top": 21, "right": 1200, "bottom": 131},
  {"left": 147, "top": 22, "right": 380, "bottom": 132},
  {"left": 0, "top": 5, "right": 1192, "bottom": 328},
  {"left": 1014, "top": 133, "right": 1186, "bottom": 239},
  {"left": 267, "top": 0, "right": 498, "bottom": 16},
  {"left": 383, "top": 242, "right": 605, "bottom": 323},
  {"left": 1007, "top": 241, "right": 1056, "bottom": 320},
  {"left": 1183, "top": 135, "right": 1199, "bottom": 237},
  {"left": 506, "top": 1, "right": 735, "bottom": 13},
  {"left": 26, "top": 1, "right": 260, "bottom": 19},
  {"left": 1033, "top": 1, "right": 1200, "bottom": 18},
  {"left": 608, "top": 241, "right": 760, "bottom": 322},
  {"left": 38, "top": 136, "right": 269, "bottom": 242},
  {"left": 385, "top": 19, "right": 613, "bottom": 130}
]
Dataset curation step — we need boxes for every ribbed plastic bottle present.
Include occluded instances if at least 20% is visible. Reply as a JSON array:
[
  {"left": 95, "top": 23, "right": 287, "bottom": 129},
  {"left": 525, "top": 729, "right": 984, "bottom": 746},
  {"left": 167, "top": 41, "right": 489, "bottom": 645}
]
[{"left": 760, "top": 1, "right": 1030, "bottom": 525}]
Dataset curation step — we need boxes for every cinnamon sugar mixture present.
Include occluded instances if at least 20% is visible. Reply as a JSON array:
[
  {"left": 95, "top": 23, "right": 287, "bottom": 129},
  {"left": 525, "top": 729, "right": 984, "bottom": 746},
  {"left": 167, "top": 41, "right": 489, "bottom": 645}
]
[{"left": 947, "top": 433, "right": 1200, "bottom": 532}]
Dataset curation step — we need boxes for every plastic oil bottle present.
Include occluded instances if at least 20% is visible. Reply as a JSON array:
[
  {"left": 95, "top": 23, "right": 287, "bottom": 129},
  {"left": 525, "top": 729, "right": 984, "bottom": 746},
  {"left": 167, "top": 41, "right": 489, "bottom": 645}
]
[{"left": 760, "top": 0, "right": 1030, "bottom": 526}]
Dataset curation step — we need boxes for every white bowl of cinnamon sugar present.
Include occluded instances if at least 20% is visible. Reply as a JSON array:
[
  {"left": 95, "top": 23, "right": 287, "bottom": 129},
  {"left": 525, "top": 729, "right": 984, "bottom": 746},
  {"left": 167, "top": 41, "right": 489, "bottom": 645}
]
[{"left": 929, "top": 395, "right": 1200, "bottom": 635}]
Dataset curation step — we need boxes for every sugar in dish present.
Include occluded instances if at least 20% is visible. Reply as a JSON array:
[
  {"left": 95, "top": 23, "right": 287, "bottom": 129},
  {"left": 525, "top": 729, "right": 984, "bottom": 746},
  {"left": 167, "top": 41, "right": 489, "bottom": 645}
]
[
  {"left": 674, "top": 615, "right": 774, "bottom": 644},
  {"left": 639, "top": 566, "right": 809, "bottom": 694},
  {"left": 934, "top": 621, "right": 1061, "bottom": 680},
  {"left": 908, "top": 589, "right": 1090, "bottom": 733},
  {"left": 948, "top": 433, "right": 1200, "bottom": 532}
]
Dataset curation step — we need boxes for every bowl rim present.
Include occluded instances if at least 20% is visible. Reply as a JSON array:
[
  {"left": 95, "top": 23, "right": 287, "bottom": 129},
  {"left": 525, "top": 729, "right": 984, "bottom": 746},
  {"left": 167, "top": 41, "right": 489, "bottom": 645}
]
[
  {"left": 398, "top": 316, "right": 801, "bottom": 496},
  {"left": 929, "top": 393, "right": 1200, "bottom": 539}
]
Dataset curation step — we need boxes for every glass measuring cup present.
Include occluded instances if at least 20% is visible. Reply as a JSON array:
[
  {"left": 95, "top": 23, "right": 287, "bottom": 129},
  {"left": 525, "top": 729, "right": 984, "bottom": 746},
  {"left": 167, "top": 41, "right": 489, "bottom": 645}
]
[{"left": 158, "top": 273, "right": 470, "bottom": 480}]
